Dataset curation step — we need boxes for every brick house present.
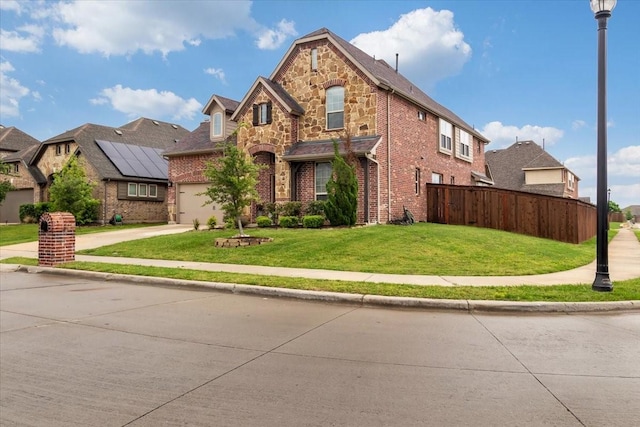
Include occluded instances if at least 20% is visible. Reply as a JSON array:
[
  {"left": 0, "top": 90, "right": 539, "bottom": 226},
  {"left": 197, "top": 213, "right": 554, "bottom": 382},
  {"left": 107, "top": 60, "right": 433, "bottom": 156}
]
[
  {"left": 168, "top": 28, "right": 490, "bottom": 224},
  {"left": 164, "top": 95, "right": 239, "bottom": 225},
  {"left": 485, "top": 140, "right": 579, "bottom": 199},
  {"left": 28, "top": 118, "right": 189, "bottom": 224},
  {"left": 0, "top": 126, "right": 44, "bottom": 223}
]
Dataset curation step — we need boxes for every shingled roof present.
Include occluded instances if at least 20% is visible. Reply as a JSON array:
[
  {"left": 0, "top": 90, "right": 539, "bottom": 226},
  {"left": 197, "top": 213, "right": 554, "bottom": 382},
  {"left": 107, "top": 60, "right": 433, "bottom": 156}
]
[
  {"left": 35, "top": 118, "right": 189, "bottom": 182},
  {"left": 0, "top": 125, "right": 40, "bottom": 153},
  {"left": 231, "top": 77, "right": 305, "bottom": 121},
  {"left": 283, "top": 135, "right": 381, "bottom": 161},
  {"left": 163, "top": 121, "right": 229, "bottom": 157},
  {"left": 485, "top": 140, "right": 576, "bottom": 196},
  {"left": 271, "top": 28, "right": 488, "bottom": 143}
]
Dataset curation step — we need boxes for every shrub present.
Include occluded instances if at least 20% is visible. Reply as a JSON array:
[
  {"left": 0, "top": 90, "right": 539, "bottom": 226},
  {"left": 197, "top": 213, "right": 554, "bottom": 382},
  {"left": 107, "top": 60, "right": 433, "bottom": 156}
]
[
  {"left": 192, "top": 218, "right": 200, "bottom": 231},
  {"left": 75, "top": 199, "right": 99, "bottom": 225},
  {"left": 278, "top": 215, "right": 299, "bottom": 228},
  {"left": 302, "top": 215, "right": 324, "bottom": 228},
  {"left": 325, "top": 141, "right": 358, "bottom": 226},
  {"left": 19, "top": 202, "right": 50, "bottom": 223},
  {"left": 207, "top": 216, "right": 217, "bottom": 230},
  {"left": 305, "top": 200, "right": 326, "bottom": 217},
  {"left": 279, "top": 201, "right": 303, "bottom": 218},
  {"left": 256, "top": 215, "right": 272, "bottom": 227}
]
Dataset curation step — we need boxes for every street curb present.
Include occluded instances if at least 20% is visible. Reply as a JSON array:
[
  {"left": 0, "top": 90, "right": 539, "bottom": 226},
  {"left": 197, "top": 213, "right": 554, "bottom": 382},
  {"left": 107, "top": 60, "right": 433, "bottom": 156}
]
[{"left": 4, "top": 264, "right": 639, "bottom": 314}]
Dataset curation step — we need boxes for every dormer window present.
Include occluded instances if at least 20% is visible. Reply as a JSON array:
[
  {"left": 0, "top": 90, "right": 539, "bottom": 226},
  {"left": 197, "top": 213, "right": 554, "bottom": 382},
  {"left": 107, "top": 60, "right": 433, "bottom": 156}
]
[
  {"left": 252, "top": 102, "right": 272, "bottom": 126},
  {"left": 212, "top": 112, "right": 223, "bottom": 137},
  {"left": 326, "top": 86, "right": 344, "bottom": 130}
]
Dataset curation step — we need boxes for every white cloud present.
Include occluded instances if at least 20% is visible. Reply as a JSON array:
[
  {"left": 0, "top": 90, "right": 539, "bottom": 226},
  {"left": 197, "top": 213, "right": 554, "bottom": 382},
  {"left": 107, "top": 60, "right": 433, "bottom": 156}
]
[
  {"left": 256, "top": 19, "right": 297, "bottom": 50},
  {"left": 481, "top": 121, "right": 564, "bottom": 148},
  {"left": 0, "top": 0, "right": 21, "bottom": 13},
  {"left": 609, "top": 145, "right": 640, "bottom": 177},
  {"left": 0, "top": 61, "right": 31, "bottom": 117},
  {"left": 0, "top": 25, "right": 44, "bottom": 53},
  {"left": 92, "top": 84, "right": 202, "bottom": 120},
  {"left": 572, "top": 120, "right": 587, "bottom": 130},
  {"left": 204, "top": 67, "right": 226, "bottom": 83},
  {"left": 50, "top": 0, "right": 257, "bottom": 57},
  {"left": 351, "top": 7, "right": 472, "bottom": 88}
]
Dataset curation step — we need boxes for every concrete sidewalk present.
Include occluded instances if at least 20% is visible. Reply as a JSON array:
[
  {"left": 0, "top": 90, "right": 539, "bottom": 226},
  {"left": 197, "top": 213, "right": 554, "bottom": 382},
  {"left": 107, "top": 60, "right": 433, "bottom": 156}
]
[{"left": 1, "top": 223, "right": 639, "bottom": 287}]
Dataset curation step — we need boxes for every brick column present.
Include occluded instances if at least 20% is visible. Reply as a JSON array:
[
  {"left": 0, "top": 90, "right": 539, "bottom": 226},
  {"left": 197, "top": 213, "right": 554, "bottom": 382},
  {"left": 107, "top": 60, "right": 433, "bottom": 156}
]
[{"left": 38, "top": 212, "right": 76, "bottom": 267}]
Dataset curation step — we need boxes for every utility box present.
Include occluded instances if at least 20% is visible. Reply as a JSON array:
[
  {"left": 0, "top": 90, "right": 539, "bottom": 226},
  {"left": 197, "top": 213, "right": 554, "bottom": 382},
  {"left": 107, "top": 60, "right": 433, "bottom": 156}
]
[{"left": 38, "top": 212, "right": 76, "bottom": 267}]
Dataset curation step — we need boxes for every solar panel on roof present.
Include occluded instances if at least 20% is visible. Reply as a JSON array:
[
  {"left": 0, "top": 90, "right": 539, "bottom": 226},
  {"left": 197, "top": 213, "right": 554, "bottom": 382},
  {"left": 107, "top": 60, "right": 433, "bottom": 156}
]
[{"left": 96, "top": 140, "right": 168, "bottom": 179}]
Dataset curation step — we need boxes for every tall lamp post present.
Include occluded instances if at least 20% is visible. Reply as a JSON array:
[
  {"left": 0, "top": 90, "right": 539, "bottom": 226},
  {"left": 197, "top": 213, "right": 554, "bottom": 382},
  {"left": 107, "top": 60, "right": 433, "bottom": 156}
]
[{"left": 590, "top": 0, "right": 616, "bottom": 292}]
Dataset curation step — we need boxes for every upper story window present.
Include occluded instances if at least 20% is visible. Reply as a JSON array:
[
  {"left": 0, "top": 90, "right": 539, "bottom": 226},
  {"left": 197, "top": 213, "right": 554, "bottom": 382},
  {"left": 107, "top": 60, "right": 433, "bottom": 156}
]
[
  {"left": 13, "top": 163, "right": 19, "bottom": 173},
  {"left": 567, "top": 172, "right": 575, "bottom": 190},
  {"left": 315, "top": 162, "right": 332, "bottom": 200},
  {"left": 417, "top": 110, "right": 426, "bottom": 121},
  {"left": 458, "top": 129, "right": 472, "bottom": 160},
  {"left": 311, "top": 48, "right": 318, "bottom": 71},
  {"left": 439, "top": 119, "right": 452, "bottom": 153},
  {"left": 55, "top": 144, "right": 62, "bottom": 155},
  {"left": 212, "top": 112, "right": 223, "bottom": 137},
  {"left": 252, "top": 102, "right": 272, "bottom": 126},
  {"left": 326, "top": 86, "right": 344, "bottom": 130},
  {"left": 65, "top": 143, "right": 71, "bottom": 154}
]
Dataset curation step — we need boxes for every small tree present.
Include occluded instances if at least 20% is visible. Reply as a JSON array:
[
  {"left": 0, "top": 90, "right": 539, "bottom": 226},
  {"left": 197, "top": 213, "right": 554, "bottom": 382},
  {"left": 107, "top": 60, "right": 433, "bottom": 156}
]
[
  {"left": 0, "top": 161, "right": 14, "bottom": 205},
  {"left": 201, "top": 142, "right": 262, "bottom": 237},
  {"left": 324, "top": 140, "right": 358, "bottom": 226},
  {"left": 608, "top": 200, "right": 622, "bottom": 213},
  {"left": 49, "top": 156, "right": 99, "bottom": 225}
]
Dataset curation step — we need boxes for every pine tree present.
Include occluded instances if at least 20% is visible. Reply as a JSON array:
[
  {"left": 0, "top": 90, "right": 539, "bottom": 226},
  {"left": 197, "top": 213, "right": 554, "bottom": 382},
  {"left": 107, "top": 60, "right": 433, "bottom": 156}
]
[{"left": 325, "top": 140, "right": 358, "bottom": 226}]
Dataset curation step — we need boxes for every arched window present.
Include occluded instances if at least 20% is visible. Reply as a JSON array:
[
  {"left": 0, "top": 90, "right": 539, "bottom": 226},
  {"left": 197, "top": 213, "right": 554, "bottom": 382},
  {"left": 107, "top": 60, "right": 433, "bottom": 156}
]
[{"left": 326, "top": 86, "right": 344, "bottom": 130}]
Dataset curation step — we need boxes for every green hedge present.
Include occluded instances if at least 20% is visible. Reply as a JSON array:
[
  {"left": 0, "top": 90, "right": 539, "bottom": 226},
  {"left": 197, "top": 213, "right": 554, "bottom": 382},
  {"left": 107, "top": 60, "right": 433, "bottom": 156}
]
[
  {"left": 278, "top": 216, "right": 299, "bottom": 228},
  {"left": 302, "top": 215, "right": 325, "bottom": 228},
  {"left": 19, "top": 202, "right": 50, "bottom": 223},
  {"left": 256, "top": 215, "right": 272, "bottom": 227}
]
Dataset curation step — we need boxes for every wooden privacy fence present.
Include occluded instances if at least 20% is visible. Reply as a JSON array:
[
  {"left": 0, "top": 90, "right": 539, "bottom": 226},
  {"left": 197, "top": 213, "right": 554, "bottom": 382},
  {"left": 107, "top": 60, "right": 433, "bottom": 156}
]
[{"left": 426, "top": 184, "right": 596, "bottom": 244}]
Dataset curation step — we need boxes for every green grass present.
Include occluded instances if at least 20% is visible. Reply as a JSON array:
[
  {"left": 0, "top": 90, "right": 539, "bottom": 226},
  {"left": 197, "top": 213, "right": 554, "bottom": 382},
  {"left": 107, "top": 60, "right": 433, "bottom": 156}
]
[
  {"left": 78, "top": 223, "right": 610, "bottom": 276},
  {"left": 0, "top": 223, "right": 165, "bottom": 246},
  {"left": 4, "top": 257, "right": 638, "bottom": 302}
]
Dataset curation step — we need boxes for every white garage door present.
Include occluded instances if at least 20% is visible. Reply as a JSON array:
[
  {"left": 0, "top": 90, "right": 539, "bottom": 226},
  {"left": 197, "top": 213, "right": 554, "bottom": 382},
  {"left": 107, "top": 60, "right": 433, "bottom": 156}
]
[
  {"left": 177, "top": 183, "right": 224, "bottom": 226},
  {"left": 0, "top": 189, "right": 34, "bottom": 224}
]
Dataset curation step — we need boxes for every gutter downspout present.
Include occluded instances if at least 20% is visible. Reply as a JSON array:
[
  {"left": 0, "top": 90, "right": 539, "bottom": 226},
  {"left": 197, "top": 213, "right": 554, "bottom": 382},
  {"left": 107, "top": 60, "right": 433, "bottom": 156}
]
[
  {"left": 365, "top": 152, "right": 379, "bottom": 223},
  {"left": 103, "top": 179, "right": 109, "bottom": 225},
  {"left": 387, "top": 90, "right": 394, "bottom": 222}
]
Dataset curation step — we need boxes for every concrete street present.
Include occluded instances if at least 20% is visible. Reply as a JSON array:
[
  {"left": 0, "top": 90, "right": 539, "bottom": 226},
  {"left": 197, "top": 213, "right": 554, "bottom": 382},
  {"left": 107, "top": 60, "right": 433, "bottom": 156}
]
[{"left": 1, "top": 271, "right": 638, "bottom": 426}]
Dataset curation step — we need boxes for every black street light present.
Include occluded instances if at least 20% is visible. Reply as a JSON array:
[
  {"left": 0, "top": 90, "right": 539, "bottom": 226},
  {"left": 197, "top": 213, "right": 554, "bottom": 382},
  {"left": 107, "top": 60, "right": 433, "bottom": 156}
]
[{"left": 591, "top": 0, "right": 616, "bottom": 292}]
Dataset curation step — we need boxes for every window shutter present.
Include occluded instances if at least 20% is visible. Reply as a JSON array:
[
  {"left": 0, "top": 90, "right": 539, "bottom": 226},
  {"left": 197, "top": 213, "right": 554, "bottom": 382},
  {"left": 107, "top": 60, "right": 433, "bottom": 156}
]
[
  {"left": 266, "top": 102, "right": 272, "bottom": 124},
  {"left": 252, "top": 105, "right": 259, "bottom": 126}
]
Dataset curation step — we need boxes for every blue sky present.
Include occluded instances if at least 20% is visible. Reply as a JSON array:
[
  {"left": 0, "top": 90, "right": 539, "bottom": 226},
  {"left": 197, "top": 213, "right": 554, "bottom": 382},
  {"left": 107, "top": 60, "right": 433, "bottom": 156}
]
[{"left": 1, "top": 0, "right": 638, "bottom": 209}]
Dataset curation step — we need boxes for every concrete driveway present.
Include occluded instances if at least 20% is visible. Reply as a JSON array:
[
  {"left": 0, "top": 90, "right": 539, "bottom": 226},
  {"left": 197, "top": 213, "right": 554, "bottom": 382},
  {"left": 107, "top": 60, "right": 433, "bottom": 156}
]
[{"left": 1, "top": 270, "right": 638, "bottom": 426}]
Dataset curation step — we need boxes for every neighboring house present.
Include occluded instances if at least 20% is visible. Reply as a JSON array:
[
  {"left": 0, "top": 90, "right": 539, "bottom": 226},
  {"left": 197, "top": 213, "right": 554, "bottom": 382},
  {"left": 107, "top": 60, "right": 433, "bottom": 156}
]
[
  {"left": 164, "top": 95, "right": 239, "bottom": 225},
  {"left": 485, "top": 140, "right": 579, "bottom": 199},
  {"left": 0, "top": 126, "right": 43, "bottom": 223},
  {"left": 29, "top": 118, "right": 189, "bottom": 224},
  {"left": 168, "top": 28, "right": 490, "bottom": 224}
]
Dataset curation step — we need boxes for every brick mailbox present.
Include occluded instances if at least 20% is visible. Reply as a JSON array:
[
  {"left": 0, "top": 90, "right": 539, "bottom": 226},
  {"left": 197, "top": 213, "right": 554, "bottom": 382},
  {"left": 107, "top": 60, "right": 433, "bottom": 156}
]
[{"left": 38, "top": 212, "right": 76, "bottom": 267}]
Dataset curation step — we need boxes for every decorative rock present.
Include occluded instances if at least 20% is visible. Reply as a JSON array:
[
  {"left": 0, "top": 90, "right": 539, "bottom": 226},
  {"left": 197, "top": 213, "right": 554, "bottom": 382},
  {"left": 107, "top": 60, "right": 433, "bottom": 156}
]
[{"left": 215, "top": 237, "right": 273, "bottom": 248}]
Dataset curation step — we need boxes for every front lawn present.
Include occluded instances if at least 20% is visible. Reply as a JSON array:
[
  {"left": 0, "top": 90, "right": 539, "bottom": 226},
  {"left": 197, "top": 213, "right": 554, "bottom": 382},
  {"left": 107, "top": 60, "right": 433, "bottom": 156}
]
[{"left": 79, "top": 223, "right": 607, "bottom": 276}]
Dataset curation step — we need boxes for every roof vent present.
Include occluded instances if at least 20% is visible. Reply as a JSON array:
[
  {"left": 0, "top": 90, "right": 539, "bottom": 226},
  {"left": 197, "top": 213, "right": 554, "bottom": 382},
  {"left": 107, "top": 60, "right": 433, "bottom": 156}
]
[
  {"left": 114, "top": 129, "right": 123, "bottom": 135},
  {"left": 152, "top": 120, "right": 159, "bottom": 125},
  {"left": 171, "top": 124, "right": 178, "bottom": 129}
]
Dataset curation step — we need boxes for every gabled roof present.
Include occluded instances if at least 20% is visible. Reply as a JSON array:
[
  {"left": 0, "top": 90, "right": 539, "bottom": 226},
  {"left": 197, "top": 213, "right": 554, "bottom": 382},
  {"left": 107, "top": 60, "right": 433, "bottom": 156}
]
[
  {"left": 202, "top": 94, "right": 240, "bottom": 115},
  {"left": 0, "top": 125, "right": 40, "bottom": 152},
  {"left": 485, "top": 140, "right": 577, "bottom": 195},
  {"left": 282, "top": 135, "right": 381, "bottom": 161},
  {"left": 164, "top": 121, "right": 223, "bottom": 157},
  {"left": 35, "top": 118, "right": 189, "bottom": 181},
  {"left": 271, "top": 28, "right": 488, "bottom": 143},
  {"left": 231, "top": 76, "right": 305, "bottom": 121}
]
